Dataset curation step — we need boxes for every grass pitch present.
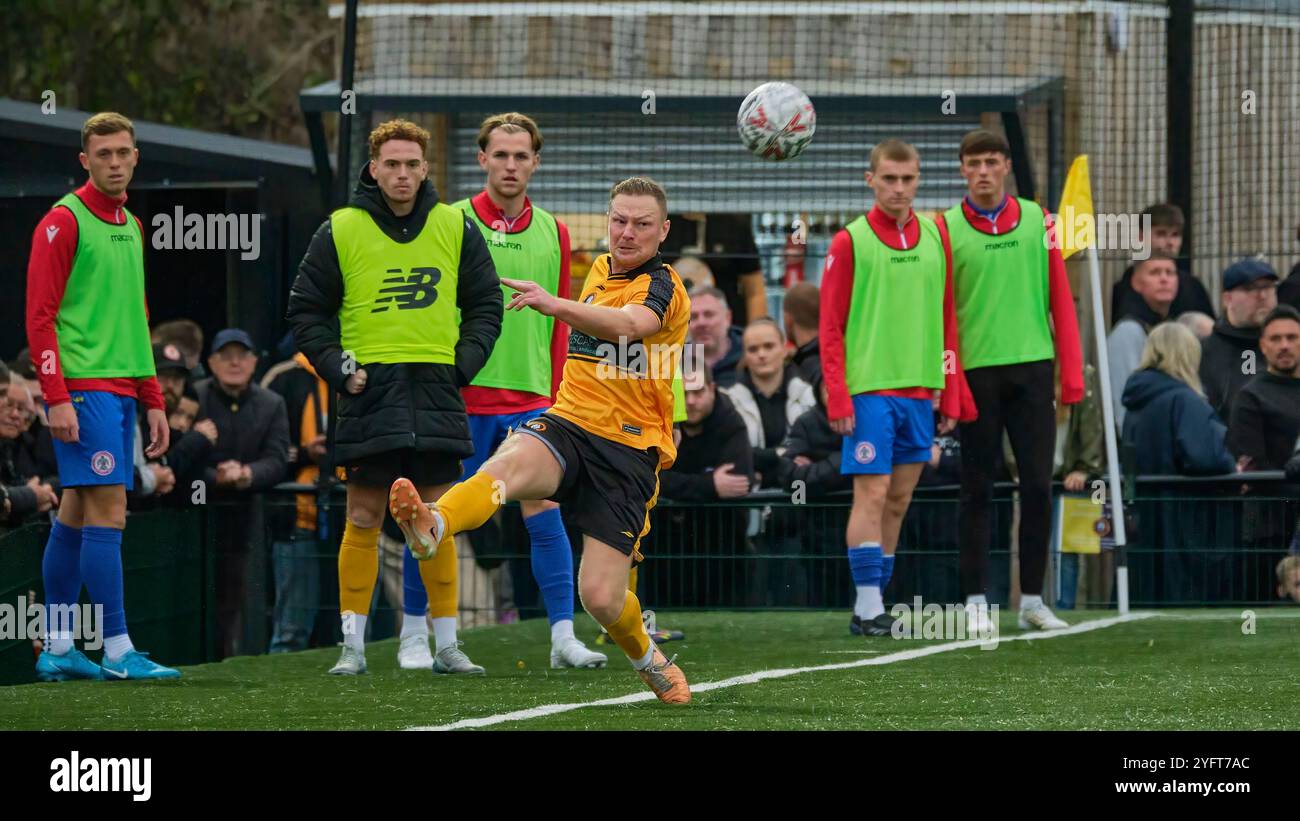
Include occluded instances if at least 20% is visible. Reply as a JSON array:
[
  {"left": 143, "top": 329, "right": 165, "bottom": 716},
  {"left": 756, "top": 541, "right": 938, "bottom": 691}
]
[{"left": 2, "top": 610, "right": 1296, "bottom": 731}]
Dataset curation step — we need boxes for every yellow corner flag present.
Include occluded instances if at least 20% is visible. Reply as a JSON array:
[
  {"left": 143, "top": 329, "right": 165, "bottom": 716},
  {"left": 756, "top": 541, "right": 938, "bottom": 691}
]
[{"left": 1057, "top": 155, "right": 1095, "bottom": 259}]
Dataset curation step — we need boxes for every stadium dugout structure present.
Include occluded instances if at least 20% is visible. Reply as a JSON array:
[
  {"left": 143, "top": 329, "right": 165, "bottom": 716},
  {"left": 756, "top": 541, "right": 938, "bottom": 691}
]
[{"left": 299, "top": 74, "right": 1066, "bottom": 215}]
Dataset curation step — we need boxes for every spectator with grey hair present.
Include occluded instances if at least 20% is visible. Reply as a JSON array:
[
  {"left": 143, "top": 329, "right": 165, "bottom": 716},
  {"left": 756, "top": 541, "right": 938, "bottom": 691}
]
[
  {"left": 7, "top": 369, "right": 58, "bottom": 491},
  {"left": 1, "top": 362, "right": 59, "bottom": 526},
  {"left": 688, "top": 284, "right": 744, "bottom": 387}
]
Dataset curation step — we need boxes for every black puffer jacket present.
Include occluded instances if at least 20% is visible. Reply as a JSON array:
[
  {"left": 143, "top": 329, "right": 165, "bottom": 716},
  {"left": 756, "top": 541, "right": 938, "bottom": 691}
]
[
  {"left": 287, "top": 167, "right": 502, "bottom": 462},
  {"left": 1199, "top": 318, "right": 1261, "bottom": 427}
]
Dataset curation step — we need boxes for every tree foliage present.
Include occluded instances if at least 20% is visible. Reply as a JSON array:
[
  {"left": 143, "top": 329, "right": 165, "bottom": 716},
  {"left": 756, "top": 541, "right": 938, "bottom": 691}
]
[{"left": 1, "top": 0, "right": 336, "bottom": 145}]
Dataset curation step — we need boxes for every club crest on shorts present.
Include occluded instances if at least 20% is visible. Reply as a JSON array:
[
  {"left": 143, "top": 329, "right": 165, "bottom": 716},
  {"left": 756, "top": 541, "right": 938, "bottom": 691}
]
[
  {"left": 90, "top": 450, "right": 115, "bottom": 476},
  {"left": 854, "top": 441, "right": 876, "bottom": 464},
  {"left": 525, "top": 419, "right": 547, "bottom": 433}
]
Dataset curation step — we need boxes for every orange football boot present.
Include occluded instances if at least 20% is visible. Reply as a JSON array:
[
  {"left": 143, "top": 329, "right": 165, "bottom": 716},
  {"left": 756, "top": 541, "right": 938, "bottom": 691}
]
[
  {"left": 637, "top": 643, "right": 691, "bottom": 704},
  {"left": 388, "top": 477, "right": 448, "bottom": 560}
]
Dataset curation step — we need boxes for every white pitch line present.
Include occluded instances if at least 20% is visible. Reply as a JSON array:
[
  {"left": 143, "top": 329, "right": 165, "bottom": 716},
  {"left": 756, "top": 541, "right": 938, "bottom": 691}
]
[
  {"left": 408, "top": 612, "right": 1157, "bottom": 731},
  {"left": 1152, "top": 610, "right": 1300, "bottom": 621}
]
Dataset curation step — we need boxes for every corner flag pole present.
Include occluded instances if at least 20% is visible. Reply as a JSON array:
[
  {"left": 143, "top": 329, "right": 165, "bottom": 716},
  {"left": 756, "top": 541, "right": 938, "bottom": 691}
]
[{"left": 1059, "top": 155, "right": 1130, "bottom": 615}]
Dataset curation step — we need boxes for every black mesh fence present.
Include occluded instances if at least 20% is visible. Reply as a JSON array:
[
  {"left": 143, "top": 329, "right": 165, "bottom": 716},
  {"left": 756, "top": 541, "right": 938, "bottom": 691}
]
[{"left": 3, "top": 478, "right": 1295, "bottom": 682}]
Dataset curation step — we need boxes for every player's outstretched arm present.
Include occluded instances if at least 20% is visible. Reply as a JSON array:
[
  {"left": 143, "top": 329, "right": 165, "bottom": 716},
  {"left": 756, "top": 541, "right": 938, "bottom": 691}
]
[
  {"left": 453, "top": 218, "right": 504, "bottom": 387},
  {"left": 502, "top": 277, "right": 662, "bottom": 342},
  {"left": 286, "top": 220, "right": 348, "bottom": 392}
]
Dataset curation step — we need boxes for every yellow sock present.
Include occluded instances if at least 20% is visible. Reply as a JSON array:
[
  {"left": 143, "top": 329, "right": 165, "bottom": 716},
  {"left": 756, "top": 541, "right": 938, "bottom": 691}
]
[
  {"left": 603, "top": 590, "right": 651, "bottom": 663},
  {"left": 421, "top": 532, "right": 458, "bottom": 619},
  {"left": 338, "top": 521, "right": 380, "bottom": 616},
  {"left": 438, "top": 472, "right": 503, "bottom": 537}
]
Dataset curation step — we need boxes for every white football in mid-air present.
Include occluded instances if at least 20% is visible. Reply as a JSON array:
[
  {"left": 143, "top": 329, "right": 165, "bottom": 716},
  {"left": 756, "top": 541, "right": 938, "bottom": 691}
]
[{"left": 736, "top": 81, "right": 817, "bottom": 161}]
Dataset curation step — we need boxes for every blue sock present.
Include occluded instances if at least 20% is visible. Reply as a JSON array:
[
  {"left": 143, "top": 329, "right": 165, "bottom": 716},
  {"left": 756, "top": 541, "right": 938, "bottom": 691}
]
[
  {"left": 42, "top": 520, "right": 83, "bottom": 647},
  {"left": 526, "top": 508, "right": 574, "bottom": 626},
  {"left": 848, "top": 543, "right": 883, "bottom": 618},
  {"left": 880, "top": 554, "right": 896, "bottom": 595},
  {"left": 847, "top": 544, "right": 883, "bottom": 589},
  {"left": 79, "top": 526, "right": 127, "bottom": 641},
  {"left": 402, "top": 545, "right": 429, "bottom": 618}
]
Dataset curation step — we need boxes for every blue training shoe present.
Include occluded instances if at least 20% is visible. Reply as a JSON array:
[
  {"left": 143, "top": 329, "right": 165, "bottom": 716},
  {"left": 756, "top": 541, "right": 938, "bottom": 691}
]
[
  {"left": 36, "top": 649, "right": 105, "bottom": 682},
  {"left": 101, "top": 650, "right": 181, "bottom": 681}
]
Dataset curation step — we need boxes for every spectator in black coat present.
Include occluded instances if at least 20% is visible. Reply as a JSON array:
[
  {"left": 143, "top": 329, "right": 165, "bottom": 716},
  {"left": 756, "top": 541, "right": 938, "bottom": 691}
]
[
  {"left": 774, "top": 375, "right": 848, "bottom": 498},
  {"left": 146, "top": 343, "right": 216, "bottom": 507},
  {"left": 1227, "top": 306, "right": 1300, "bottom": 564},
  {"left": 782, "top": 281, "right": 821, "bottom": 384},
  {"left": 1122, "top": 323, "right": 1236, "bottom": 604},
  {"left": 196, "top": 328, "right": 290, "bottom": 658},
  {"left": 1228, "top": 306, "right": 1300, "bottom": 478},
  {"left": 1200, "top": 257, "right": 1280, "bottom": 427},
  {"left": 661, "top": 367, "right": 754, "bottom": 501},
  {"left": 196, "top": 330, "right": 290, "bottom": 495},
  {"left": 651, "top": 365, "right": 753, "bottom": 608}
]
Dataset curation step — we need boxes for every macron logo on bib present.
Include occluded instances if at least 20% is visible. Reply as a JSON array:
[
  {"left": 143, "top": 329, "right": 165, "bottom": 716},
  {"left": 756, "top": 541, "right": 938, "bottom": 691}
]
[{"left": 46, "top": 225, "right": 59, "bottom": 244}]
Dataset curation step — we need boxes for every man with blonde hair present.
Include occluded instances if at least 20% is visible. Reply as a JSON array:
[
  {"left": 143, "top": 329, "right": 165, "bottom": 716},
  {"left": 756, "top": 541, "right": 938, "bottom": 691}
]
[
  {"left": 288, "top": 118, "right": 502, "bottom": 675},
  {"left": 26, "top": 112, "right": 177, "bottom": 680},
  {"left": 389, "top": 177, "right": 695, "bottom": 704}
]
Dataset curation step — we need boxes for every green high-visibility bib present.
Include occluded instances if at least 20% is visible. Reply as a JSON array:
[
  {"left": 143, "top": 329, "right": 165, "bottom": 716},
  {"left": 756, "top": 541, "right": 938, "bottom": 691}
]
[
  {"left": 54, "top": 193, "right": 155, "bottom": 378},
  {"left": 843, "top": 213, "right": 947, "bottom": 393},
  {"left": 330, "top": 203, "right": 463, "bottom": 365},
  {"left": 453, "top": 199, "right": 559, "bottom": 396},
  {"left": 944, "top": 197, "right": 1054, "bottom": 370}
]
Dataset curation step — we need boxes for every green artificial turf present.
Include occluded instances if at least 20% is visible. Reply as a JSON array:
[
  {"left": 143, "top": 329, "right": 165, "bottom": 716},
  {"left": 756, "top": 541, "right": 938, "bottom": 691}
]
[{"left": 3, "top": 610, "right": 1296, "bottom": 731}]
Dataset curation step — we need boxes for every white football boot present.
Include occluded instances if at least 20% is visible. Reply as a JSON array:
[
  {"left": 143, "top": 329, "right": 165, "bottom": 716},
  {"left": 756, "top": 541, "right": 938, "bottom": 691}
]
[
  {"left": 397, "top": 634, "right": 435, "bottom": 670},
  {"left": 328, "top": 644, "right": 367, "bottom": 675},
  {"left": 1018, "top": 601, "right": 1069, "bottom": 630},
  {"left": 432, "top": 641, "right": 485, "bottom": 675},
  {"left": 550, "top": 637, "right": 608, "bottom": 669}
]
